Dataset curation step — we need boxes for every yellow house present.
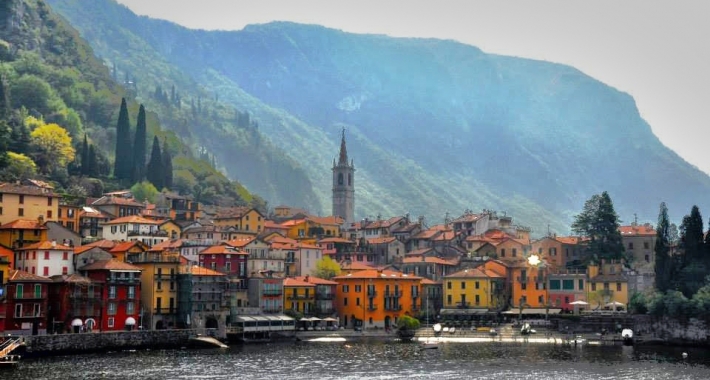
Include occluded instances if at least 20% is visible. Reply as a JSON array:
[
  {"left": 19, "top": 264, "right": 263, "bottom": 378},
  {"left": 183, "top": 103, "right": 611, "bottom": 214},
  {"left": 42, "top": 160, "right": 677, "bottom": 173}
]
[
  {"left": 443, "top": 267, "right": 505, "bottom": 310},
  {"left": 0, "top": 182, "right": 58, "bottom": 225},
  {"left": 125, "top": 249, "right": 181, "bottom": 330},
  {"left": 587, "top": 259, "right": 629, "bottom": 309},
  {"left": 109, "top": 240, "right": 150, "bottom": 263},
  {"left": 0, "top": 219, "right": 48, "bottom": 249},
  {"left": 283, "top": 277, "right": 316, "bottom": 315},
  {"left": 159, "top": 220, "right": 182, "bottom": 240},
  {"left": 280, "top": 216, "right": 343, "bottom": 241},
  {"left": 213, "top": 207, "right": 264, "bottom": 234}
]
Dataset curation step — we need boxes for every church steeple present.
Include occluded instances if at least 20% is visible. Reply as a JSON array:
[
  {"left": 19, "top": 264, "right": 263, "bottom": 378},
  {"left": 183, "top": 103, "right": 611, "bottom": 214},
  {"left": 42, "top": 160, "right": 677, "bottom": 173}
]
[{"left": 338, "top": 128, "right": 349, "bottom": 165}]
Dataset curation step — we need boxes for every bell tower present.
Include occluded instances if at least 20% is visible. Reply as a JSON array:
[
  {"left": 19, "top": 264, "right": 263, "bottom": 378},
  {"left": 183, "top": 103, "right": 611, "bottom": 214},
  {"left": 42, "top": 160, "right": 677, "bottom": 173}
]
[{"left": 332, "top": 129, "right": 355, "bottom": 224}]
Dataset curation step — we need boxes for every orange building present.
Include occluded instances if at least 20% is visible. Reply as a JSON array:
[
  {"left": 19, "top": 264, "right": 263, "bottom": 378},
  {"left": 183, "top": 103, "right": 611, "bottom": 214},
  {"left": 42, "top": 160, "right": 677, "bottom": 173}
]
[
  {"left": 57, "top": 205, "right": 81, "bottom": 233},
  {"left": 212, "top": 207, "right": 264, "bottom": 234},
  {"left": 0, "top": 219, "right": 48, "bottom": 249},
  {"left": 109, "top": 241, "right": 150, "bottom": 262},
  {"left": 510, "top": 260, "right": 550, "bottom": 309},
  {"left": 333, "top": 269, "right": 422, "bottom": 330}
]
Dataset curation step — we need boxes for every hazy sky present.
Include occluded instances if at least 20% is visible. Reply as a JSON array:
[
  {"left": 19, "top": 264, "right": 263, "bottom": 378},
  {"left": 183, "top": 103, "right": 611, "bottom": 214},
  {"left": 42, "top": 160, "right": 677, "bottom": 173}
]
[{"left": 115, "top": 0, "right": 710, "bottom": 174}]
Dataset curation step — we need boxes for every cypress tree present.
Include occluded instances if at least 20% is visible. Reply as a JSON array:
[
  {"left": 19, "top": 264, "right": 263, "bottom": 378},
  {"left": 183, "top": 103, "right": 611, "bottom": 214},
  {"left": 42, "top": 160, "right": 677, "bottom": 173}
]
[
  {"left": 132, "top": 105, "right": 147, "bottom": 182},
  {"left": 654, "top": 202, "right": 672, "bottom": 292},
  {"left": 0, "top": 75, "right": 9, "bottom": 121},
  {"left": 146, "top": 136, "right": 164, "bottom": 190},
  {"left": 677, "top": 205, "right": 706, "bottom": 297},
  {"left": 161, "top": 138, "right": 173, "bottom": 189},
  {"left": 8, "top": 122, "right": 30, "bottom": 155},
  {"left": 87, "top": 144, "right": 99, "bottom": 177},
  {"left": 81, "top": 133, "right": 89, "bottom": 175},
  {"left": 114, "top": 98, "right": 132, "bottom": 180}
]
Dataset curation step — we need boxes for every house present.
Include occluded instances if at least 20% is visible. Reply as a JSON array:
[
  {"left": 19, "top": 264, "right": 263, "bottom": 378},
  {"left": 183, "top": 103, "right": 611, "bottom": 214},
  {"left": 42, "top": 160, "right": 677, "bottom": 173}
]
[
  {"left": 57, "top": 204, "right": 81, "bottom": 233},
  {"left": 400, "top": 256, "right": 457, "bottom": 282},
  {"left": 420, "top": 279, "right": 442, "bottom": 322},
  {"left": 333, "top": 269, "right": 422, "bottom": 330},
  {"left": 247, "top": 270, "right": 283, "bottom": 314},
  {"left": 47, "top": 273, "right": 101, "bottom": 333},
  {"left": 278, "top": 216, "right": 343, "bottom": 242},
  {"left": 1, "top": 244, "right": 16, "bottom": 269},
  {"left": 619, "top": 224, "right": 656, "bottom": 273},
  {"left": 443, "top": 267, "right": 506, "bottom": 311},
  {"left": 15, "top": 241, "right": 75, "bottom": 277},
  {"left": 0, "top": 182, "right": 58, "bottom": 225},
  {"left": 531, "top": 235, "right": 586, "bottom": 268},
  {"left": 547, "top": 269, "right": 587, "bottom": 312},
  {"left": 3, "top": 269, "right": 52, "bottom": 335},
  {"left": 177, "top": 265, "right": 228, "bottom": 335},
  {"left": 91, "top": 196, "right": 144, "bottom": 219},
  {"left": 283, "top": 277, "right": 316, "bottom": 316},
  {"left": 109, "top": 240, "right": 150, "bottom": 263},
  {"left": 45, "top": 221, "right": 80, "bottom": 248},
  {"left": 212, "top": 207, "right": 264, "bottom": 234},
  {"left": 125, "top": 249, "right": 181, "bottom": 330},
  {"left": 366, "top": 236, "right": 406, "bottom": 265},
  {"left": 102, "top": 215, "right": 169, "bottom": 247},
  {"left": 80, "top": 259, "right": 142, "bottom": 331},
  {"left": 510, "top": 260, "right": 551, "bottom": 310},
  {"left": 0, "top": 219, "right": 48, "bottom": 249},
  {"left": 587, "top": 259, "right": 629, "bottom": 310},
  {"left": 158, "top": 220, "right": 182, "bottom": 240},
  {"left": 73, "top": 245, "right": 113, "bottom": 271},
  {"left": 153, "top": 192, "right": 202, "bottom": 222},
  {"left": 230, "top": 237, "right": 284, "bottom": 275},
  {"left": 360, "top": 216, "right": 407, "bottom": 239},
  {"left": 295, "top": 243, "right": 323, "bottom": 277},
  {"left": 78, "top": 206, "right": 111, "bottom": 240},
  {"left": 299, "top": 275, "right": 338, "bottom": 317},
  {"left": 199, "top": 244, "right": 249, "bottom": 309}
]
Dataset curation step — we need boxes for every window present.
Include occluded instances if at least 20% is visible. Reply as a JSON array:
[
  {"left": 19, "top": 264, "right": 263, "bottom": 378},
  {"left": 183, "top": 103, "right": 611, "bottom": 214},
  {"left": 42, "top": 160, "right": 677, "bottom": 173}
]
[
  {"left": 344, "top": 298, "right": 348, "bottom": 306},
  {"left": 108, "top": 317, "right": 115, "bottom": 328},
  {"left": 447, "top": 294, "right": 452, "bottom": 305},
  {"left": 157, "top": 280, "right": 162, "bottom": 291},
  {"left": 156, "top": 297, "right": 162, "bottom": 313},
  {"left": 15, "top": 304, "right": 22, "bottom": 318},
  {"left": 338, "top": 173, "right": 344, "bottom": 185},
  {"left": 592, "top": 283, "right": 597, "bottom": 291},
  {"left": 108, "top": 302, "right": 116, "bottom": 315},
  {"left": 355, "top": 285, "right": 362, "bottom": 293},
  {"left": 18, "top": 208, "right": 24, "bottom": 216},
  {"left": 538, "top": 295, "right": 544, "bottom": 304},
  {"left": 616, "top": 282, "right": 622, "bottom": 291},
  {"left": 16, "top": 284, "right": 23, "bottom": 299},
  {"left": 447, "top": 282, "right": 452, "bottom": 290},
  {"left": 475, "top": 281, "right": 480, "bottom": 289},
  {"left": 604, "top": 282, "right": 610, "bottom": 290},
  {"left": 579, "top": 279, "right": 584, "bottom": 290},
  {"left": 34, "top": 284, "right": 41, "bottom": 298},
  {"left": 109, "top": 286, "right": 116, "bottom": 299},
  {"left": 43, "top": 267, "right": 49, "bottom": 276},
  {"left": 628, "top": 242, "right": 634, "bottom": 250},
  {"left": 549, "top": 280, "right": 561, "bottom": 290},
  {"left": 475, "top": 294, "right": 480, "bottom": 305},
  {"left": 645, "top": 254, "right": 650, "bottom": 263},
  {"left": 562, "top": 280, "right": 574, "bottom": 290},
  {"left": 43, "top": 251, "right": 49, "bottom": 260},
  {"left": 512, "top": 248, "right": 517, "bottom": 257},
  {"left": 500, "top": 249, "right": 506, "bottom": 257},
  {"left": 19, "top": 195, "right": 24, "bottom": 204},
  {"left": 62, "top": 267, "right": 68, "bottom": 275},
  {"left": 342, "top": 285, "right": 349, "bottom": 293},
  {"left": 63, "top": 252, "right": 68, "bottom": 260},
  {"left": 47, "top": 210, "right": 52, "bottom": 218},
  {"left": 460, "top": 282, "right": 466, "bottom": 290},
  {"left": 356, "top": 297, "right": 360, "bottom": 306}
]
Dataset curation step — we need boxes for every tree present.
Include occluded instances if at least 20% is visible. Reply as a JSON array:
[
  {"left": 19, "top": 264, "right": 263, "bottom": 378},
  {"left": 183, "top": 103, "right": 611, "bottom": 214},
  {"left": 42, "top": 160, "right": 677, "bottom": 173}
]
[
  {"left": 132, "top": 105, "right": 147, "bottom": 182},
  {"left": 130, "top": 181, "right": 159, "bottom": 203},
  {"left": 113, "top": 98, "right": 132, "bottom": 180},
  {"left": 146, "top": 136, "right": 164, "bottom": 190},
  {"left": 0, "top": 75, "right": 9, "bottom": 121},
  {"left": 655, "top": 202, "right": 673, "bottom": 292},
  {"left": 87, "top": 145, "right": 99, "bottom": 177},
  {"left": 161, "top": 137, "right": 173, "bottom": 189},
  {"left": 81, "top": 133, "right": 89, "bottom": 175},
  {"left": 0, "top": 152, "right": 36, "bottom": 181},
  {"left": 571, "top": 191, "right": 625, "bottom": 264},
  {"left": 677, "top": 206, "right": 707, "bottom": 297},
  {"left": 0, "top": 120, "right": 9, "bottom": 169},
  {"left": 10, "top": 74, "right": 65, "bottom": 116},
  {"left": 8, "top": 121, "right": 31, "bottom": 155},
  {"left": 29, "top": 120, "right": 76, "bottom": 174},
  {"left": 312, "top": 257, "right": 341, "bottom": 280}
]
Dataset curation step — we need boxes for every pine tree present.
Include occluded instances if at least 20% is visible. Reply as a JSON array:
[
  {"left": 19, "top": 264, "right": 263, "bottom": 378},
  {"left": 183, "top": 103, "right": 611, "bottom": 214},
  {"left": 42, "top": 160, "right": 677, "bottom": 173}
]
[
  {"left": 0, "top": 75, "right": 9, "bottom": 121},
  {"left": 114, "top": 98, "right": 132, "bottom": 180},
  {"left": 146, "top": 136, "right": 164, "bottom": 190},
  {"left": 654, "top": 202, "right": 673, "bottom": 292},
  {"left": 8, "top": 122, "right": 30, "bottom": 154},
  {"left": 571, "top": 191, "right": 625, "bottom": 264},
  {"left": 161, "top": 138, "right": 173, "bottom": 190},
  {"left": 132, "top": 105, "right": 147, "bottom": 182},
  {"left": 81, "top": 133, "right": 89, "bottom": 175}
]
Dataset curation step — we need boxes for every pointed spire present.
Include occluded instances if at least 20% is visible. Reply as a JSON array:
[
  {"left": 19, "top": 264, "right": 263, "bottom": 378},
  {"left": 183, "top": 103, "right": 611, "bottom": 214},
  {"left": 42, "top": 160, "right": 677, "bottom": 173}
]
[{"left": 338, "top": 127, "right": 348, "bottom": 165}]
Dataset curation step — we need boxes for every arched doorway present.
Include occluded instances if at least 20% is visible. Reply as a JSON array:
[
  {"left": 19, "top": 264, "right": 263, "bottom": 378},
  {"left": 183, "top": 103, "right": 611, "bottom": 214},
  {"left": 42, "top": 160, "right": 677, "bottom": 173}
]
[
  {"left": 205, "top": 317, "right": 219, "bottom": 330},
  {"left": 155, "top": 320, "right": 165, "bottom": 330},
  {"left": 384, "top": 316, "right": 391, "bottom": 330},
  {"left": 85, "top": 318, "right": 96, "bottom": 332}
]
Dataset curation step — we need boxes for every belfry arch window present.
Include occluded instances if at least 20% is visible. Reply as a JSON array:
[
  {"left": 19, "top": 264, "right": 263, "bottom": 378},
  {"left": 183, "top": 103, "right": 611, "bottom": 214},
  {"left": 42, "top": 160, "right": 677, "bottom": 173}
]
[
  {"left": 338, "top": 173, "right": 344, "bottom": 185},
  {"left": 348, "top": 173, "right": 352, "bottom": 186}
]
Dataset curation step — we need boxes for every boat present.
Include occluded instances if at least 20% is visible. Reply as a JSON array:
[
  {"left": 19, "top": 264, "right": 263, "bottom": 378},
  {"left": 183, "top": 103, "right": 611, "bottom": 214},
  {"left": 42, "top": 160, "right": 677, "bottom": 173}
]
[
  {"left": 421, "top": 339, "right": 439, "bottom": 349},
  {"left": 0, "top": 337, "right": 23, "bottom": 368},
  {"left": 621, "top": 329, "right": 634, "bottom": 346},
  {"left": 520, "top": 323, "right": 532, "bottom": 335}
]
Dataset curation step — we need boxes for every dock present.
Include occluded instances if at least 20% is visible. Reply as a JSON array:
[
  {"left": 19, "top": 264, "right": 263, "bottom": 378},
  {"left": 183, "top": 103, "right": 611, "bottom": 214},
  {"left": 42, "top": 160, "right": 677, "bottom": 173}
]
[{"left": 0, "top": 337, "right": 24, "bottom": 367}]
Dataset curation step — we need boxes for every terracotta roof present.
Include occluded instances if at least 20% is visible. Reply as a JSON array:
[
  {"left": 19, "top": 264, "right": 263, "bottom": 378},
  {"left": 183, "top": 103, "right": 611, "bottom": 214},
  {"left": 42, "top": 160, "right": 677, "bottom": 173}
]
[
  {"left": 80, "top": 259, "right": 142, "bottom": 271},
  {"left": 363, "top": 216, "right": 404, "bottom": 229},
  {"left": 74, "top": 245, "right": 102, "bottom": 255},
  {"left": 452, "top": 213, "right": 483, "bottom": 223},
  {"left": 50, "top": 273, "right": 93, "bottom": 284},
  {"left": 200, "top": 245, "right": 247, "bottom": 255},
  {"left": 279, "top": 219, "right": 307, "bottom": 227},
  {"left": 402, "top": 257, "right": 456, "bottom": 265},
  {"left": 392, "top": 223, "right": 420, "bottom": 233},
  {"left": 18, "top": 241, "right": 73, "bottom": 251},
  {"left": 283, "top": 277, "right": 316, "bottom": 287},
  {"left": 619, "top": 225, "right": 656, "bottom": 236},
  {"left": 23, "top": 179, "right": 54, "bottom": 189},
  {"left": 367, "top": 237, "right": 397, "bottom": 244},
  {"left": 264, "top": 235, "right": 298, "bottom": 244},
  {"left": 109, "top": 241, "right": 148, "bottom": 253},
  {"left": 432, "top": 230, "right": 458, "bottom": 241},
  {"left": 333, "top": 269, "right": 421, "bottom": 281},
  {"left": 92, "top": 196, "right": 144, "bottom": 208},
  {"left": 318, "top": 237, "right": 355, "bottom": 244},
  {"left": 404, "top": 248, "right": 434, "bottom": 257},
  {"left": 420, "top": 278, "right": 441, "bottom": 285},
  {"left": 555, "top": 236, "right": 586, "bottom": 245},
  {"left": 446, "top": 267, "right": 503, "bottom": 278},
  {"left": 79, "top": 207, "right": 110, "bottom": 219},
  {"left": 149, "top": 239, "right": 185, "bottom": 252},
  {"left": 412, "top": 229, "right": 441, "bottom": 240},
  {"left": 214, "top": 206, "right": 256, "bottom": 219},
  {"left": 295, "top": 275, "right": 338, "bottom": 285},
  {"left": 9, "top": 269, "right": 52, "bottom": 282},
  {"left": 264, "top": 220, "right": 289, "bottom": 229},
  {"left": 225, "top": 237, "right": 257, "bottom": 248},
  {"left": 83, "top": 239, "right": 117, "bottom": 249},
  {"left": 103, "top": 215, "right": 159, "bottom": 225},
  {"left": 0, "top": 219, "right": 47, "bottom": 230},
  {"left": 307, "top": 215, "right": 344, "bottom": 225},
  {"left": 338, "top": 261, "right": 375, "bottom": 271},
  {"left": 0, "top": 182, "right": 55, "bottom": 196},
  {"left": 0, "top": 245, "right": 13, "bottom": 257},
  {"left": 187, "top": 265, "right": 225, "bottom": 276}
]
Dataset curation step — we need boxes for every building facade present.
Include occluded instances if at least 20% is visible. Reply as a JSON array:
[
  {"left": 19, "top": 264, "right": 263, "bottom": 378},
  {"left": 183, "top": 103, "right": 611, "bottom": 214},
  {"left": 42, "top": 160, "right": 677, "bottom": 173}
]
[{"left": 332, "top": 130, "right": 355, "bottom": 224}]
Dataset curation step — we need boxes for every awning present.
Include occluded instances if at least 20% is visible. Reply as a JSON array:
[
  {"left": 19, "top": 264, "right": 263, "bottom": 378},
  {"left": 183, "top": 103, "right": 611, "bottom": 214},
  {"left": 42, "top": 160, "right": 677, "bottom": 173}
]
[
  {"left": 502, "top": 308, "right": 562, "bottom": 315},
  {"left": 440, "top": 308, "right": 491, "bottom": 315}
]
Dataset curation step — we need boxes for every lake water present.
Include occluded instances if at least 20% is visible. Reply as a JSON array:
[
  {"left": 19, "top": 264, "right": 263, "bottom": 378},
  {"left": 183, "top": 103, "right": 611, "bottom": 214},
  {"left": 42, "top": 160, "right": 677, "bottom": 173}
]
[{"left": 10, "top": 339, "right": 710, "bottom": 379}]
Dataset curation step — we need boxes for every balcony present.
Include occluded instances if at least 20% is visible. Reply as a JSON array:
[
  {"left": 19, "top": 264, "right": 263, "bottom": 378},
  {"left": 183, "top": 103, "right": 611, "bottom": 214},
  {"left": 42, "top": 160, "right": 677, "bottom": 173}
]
[
  {"left": 154, "top": 274, "right": 177, "bottom": 281},
  {"left": 108, "top": 276, "right": 140, "bottom": 284},
  {"left": 600, "top": 289, "right": 614, "bottom": 297},
  {"left": 262, "top": 306, "right": 282, "bottom": 313},
  {"left": 385, "top": 304, "right": 402, "bottom": 311},
  {"left": 384, "top": 290, "right": 403, "bottom": 298},
  {"left": 456, "top": 302, "right": 471, "bottom": 309},
  {"left": 127, "top": 230, "right": 169, "bottom": 237},
  {"left": 127, "top": 252, "right": 181, "bottom": 263},
  {"left": 367, "top": 304, "right": 378, "bottom": 311},
  {"left": 285, "top": 257, "right": 299, "bottom": 264},
  {"left": 366, "top": 290, "right": 377, "bottom": 297},
  {"left": 154, "top": 307, "right": 175, "bottom": 315},
  {"left": 316, "top": 292, "right": 334, "bottom": 300},
  {"left": 16, "top": 292, "right": 46, "bottom": 300},
  {"left": 287, "top": 294, "right": 311, "bottom": 300},
  {"left": 263, "top": 289, "right": 283, "bottom": 296}
]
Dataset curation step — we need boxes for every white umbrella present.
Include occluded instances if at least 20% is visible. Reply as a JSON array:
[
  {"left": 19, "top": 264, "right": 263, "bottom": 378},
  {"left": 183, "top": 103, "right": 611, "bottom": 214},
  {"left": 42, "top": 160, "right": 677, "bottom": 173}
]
[
  {"left": 606, "top": 301, "right": 625, "bottom": 307},
  {"left": 309, "top": 317, "right": 323, "bottom": 321},
  {"left": 569, "top": 300, "right": 589, "bottom": 305},
  {"left": 322, "top": 317, "right": 338, "bottom": 322}
]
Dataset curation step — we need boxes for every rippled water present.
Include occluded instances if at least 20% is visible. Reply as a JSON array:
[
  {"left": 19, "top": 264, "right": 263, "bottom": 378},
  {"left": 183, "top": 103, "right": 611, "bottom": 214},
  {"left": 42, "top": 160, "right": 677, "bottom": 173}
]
[{"left": 11, "top": 339, "right": 710, "bottom": 379}]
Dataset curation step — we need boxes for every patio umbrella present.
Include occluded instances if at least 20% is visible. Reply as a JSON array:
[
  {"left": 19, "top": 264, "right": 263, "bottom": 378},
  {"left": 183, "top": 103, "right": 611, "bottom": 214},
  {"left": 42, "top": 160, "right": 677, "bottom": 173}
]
[
  {"left": 569, "top": 300, "right": 589, "bottom": 305},
  {"left": 606, "top": 301, "right": 625, "bottom": 308},
  {"left": 322, "top": 317, "right": 338, "bottom": 322}
]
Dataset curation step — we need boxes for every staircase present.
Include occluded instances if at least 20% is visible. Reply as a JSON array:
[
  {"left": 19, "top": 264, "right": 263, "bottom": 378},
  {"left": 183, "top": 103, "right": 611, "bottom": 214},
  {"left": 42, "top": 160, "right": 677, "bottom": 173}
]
[{"left": 0, "top": 337, "right": 23, "bottom": 361}]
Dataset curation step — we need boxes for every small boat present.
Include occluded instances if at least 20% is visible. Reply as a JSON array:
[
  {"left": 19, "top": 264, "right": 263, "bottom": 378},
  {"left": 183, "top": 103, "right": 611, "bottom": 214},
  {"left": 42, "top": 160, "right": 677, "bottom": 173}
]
[
  {"left": 621, "top": 329, "right": 634, "bottom": 346},
  {"left": 520, "top": 323, "right": 532, "bottom": 335},
  {"left": 421, "top": 339, "right": 439, "bottom": 349}
]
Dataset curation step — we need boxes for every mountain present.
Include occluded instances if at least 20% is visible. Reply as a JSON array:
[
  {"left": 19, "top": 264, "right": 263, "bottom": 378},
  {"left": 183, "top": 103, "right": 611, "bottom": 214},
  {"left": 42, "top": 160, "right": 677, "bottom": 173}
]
[{"left": 47, "top": 0, "right": 710, "bottom": 233}]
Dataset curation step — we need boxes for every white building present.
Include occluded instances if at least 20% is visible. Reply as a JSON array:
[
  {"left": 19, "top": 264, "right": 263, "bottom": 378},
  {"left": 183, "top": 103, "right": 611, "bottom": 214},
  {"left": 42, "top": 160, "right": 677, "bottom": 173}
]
[
  {"left": 101, "top": 215, "right": 168, "bottom": 247},
  {"left": 15, "top": 240, "right": 74, "bottom": 276}
]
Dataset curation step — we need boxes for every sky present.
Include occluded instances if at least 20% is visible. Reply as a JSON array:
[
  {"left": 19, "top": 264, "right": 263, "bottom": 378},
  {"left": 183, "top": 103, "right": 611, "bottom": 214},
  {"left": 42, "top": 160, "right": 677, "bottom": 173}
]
[{"left": 115, "top": 0, "right": 710, "bottom": 175}]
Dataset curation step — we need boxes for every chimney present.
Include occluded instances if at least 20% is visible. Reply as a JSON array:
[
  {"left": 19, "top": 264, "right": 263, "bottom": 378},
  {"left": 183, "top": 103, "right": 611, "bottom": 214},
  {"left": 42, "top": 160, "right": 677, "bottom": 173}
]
[{"left": 304, "top": 275, "right": 309, "bottom": 283}]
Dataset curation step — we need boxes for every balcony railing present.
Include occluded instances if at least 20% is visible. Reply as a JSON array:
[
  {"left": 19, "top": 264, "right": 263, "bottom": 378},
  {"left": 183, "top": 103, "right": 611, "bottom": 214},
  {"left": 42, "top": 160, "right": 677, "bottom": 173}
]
[
  {"left": 108, "top": 277, "right": 140, "bottom": 284},
  {"left": 154, "top": 307, "right": 175, "bottom": 315},
  {"left": 127, "top": 230, "right": 169, "bottom": 237},
  {"left": 287, "top": 294, "right": 311, "bottom": 300},
  {"left": 600, "top": 289, "right": 614, "bottom": 297},
  {"left": 384, "top": 290, "right": 403, "bottom": 298},
  {"left": 385, "top": 304, "right": 402, "bottom": 311},
  {"left": 367, "top": 290, "right": 377, "bottom": 297},
  {"left": 285, "top": 257, "right": 299, "bottom": 264},
  {"left": 315, "top": 307, "right": 335, "bottom": 315},
  {"left": 456, "top": 302, "right": 471, "bottom": 309},
  {"left": 15, "top": 292, "right": 47, "bottom": 300},
  {"left": 127, "top": 252, "right": 180, "bottom": 263},
  {"left": 316, "top": 292, "right": 334, "bottom": 300},
  {"left": 263, "top": 289, "right": 283, "bottom": 296},
  {"left": 367, "top": 304, "right": 378, "bottom": 311}
]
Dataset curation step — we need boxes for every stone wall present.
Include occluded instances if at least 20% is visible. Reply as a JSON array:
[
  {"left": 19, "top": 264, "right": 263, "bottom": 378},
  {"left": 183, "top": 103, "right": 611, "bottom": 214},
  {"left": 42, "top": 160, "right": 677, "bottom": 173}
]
[
  {"left": 22, "top": 329, "right": 200, "bottom": 356},
  {"left": 633, "top": 315, "right": 710, "bottom": 345}
]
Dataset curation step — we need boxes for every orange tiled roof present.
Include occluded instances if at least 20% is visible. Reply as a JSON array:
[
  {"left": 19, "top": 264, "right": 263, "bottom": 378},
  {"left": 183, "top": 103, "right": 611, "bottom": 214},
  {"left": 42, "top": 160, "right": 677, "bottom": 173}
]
[
  {"left": 363, "top": 216, "right": 404, "bottom": 229},
  {"left": 9, "top": 269, "right": 52, "bottom": 282},
  {"left": 92, "top": 196, "right": 144, "bottom": 207},
  {"left": 188, "top": 265, "right": 225, "bottom": 276},
  {"left": 279, "top": 219, "right": 307, "bottom": 227},
  {"left": 0, "top": 182, "right": 55, "bottom": 196},
  {"left": 295, "top": 275, "right": 338, "bottom": 285},
  {"left": 452, "top": 213, "right": 483, "bottom": 223},
  {"left": 402, "top": 256, "right": 456, "bottom": 265},
  {"left": 265, "top": 235, "right": 298, "bottom": 244},
  {"left": 338, "top": 261, "right": 375, "bottom": 271},
  {"left": 404, "top": 248, "right": 434, "bottom": 257},
  {"left": 18, "top": 241, "right": 73, "bottom": 251},
  {"left": 412, "top": 229, "right": 441, "bottom": 240},
  {"left": 283, "top": 277, "right": 316, "bottom": 287},
  {"left": 109, "top": 241, "right": 147, "bottom": 253},
  {"left": 103, "top": 215, "right": 159, "bottom": 225},
  {"left": 0, "top": 245, "right": 13, "bottom": 257},
  {"left": 80, "top": 259, "right": 142, "bottom": 271},
  {"left": 367, "top": 237, "right": 396, "bottom": 244},
  {"left": 264, "top": 220, "right": 289, "bottom": 229},
  {"left": 200, "top": 245, "right": 247, "bottom": 255},
  {"left": 50, "top": 273, "right": 93, "bottom": 284},
  {"left": 307, "top": 215, "right": 344, "bottom": 225},
  {"left": 446, "top": 267, "right": 503, "bottom": 278},
  {"left": 214, "top": 206, "right": 258, "bottom": 219},
  {"left": 619, "top": 225, "right": 656, "bottom": 236},
  {"left": 83, "top": 239, "right": 117, "bottom": 250},
  {"left": 318, "top": 237, "right": 355, "bottom": 244},
  {"left": 420, "top": 278, "right": 441, "bottom": 285},
  {"left": 555, "top": 236, "right": 585, "bottom": 245},
  {"left": 333, "top": 269, "right": 421, "bottom": 280},
  {"left": 432, "top": 230, "right": 457, "bottom": 241},
  {"left": 73, "top": 245, "right": 100, "bottom": 255},
  {"left": 0, "top": 219, "right": 47, "bottom": 230},
  {"left": 149, "top": 239, "right": 185, "bottom": 252},
  {"left": 225, "top": 237, "right": 257, "bottom": 248}
]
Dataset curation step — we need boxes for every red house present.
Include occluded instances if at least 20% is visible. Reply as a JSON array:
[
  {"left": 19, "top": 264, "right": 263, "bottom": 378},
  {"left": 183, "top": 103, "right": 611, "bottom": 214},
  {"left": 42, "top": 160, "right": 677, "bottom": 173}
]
[
  {"left": 48, "top": 273, "right": 103, "bottom": 333},
  {"left": 4, "top": 269, "right": 52, "bottom": 335},
  {"left": 199, "top": 245, "right": 248, "bottom": 285},
  {"left": 79, "top": 259, "right": 142, "bottom": 331}
]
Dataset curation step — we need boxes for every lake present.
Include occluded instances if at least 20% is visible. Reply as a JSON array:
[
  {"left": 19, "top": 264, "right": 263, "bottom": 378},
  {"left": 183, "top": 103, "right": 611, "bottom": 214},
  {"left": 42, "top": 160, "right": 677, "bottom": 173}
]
[{"left": 10, "top": 338, "right": 710, "bottom": 379}]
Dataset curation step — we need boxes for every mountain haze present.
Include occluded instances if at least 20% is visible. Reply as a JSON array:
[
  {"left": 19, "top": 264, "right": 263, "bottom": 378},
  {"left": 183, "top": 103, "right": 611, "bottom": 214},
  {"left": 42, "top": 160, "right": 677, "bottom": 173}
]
[{"left": 47, "top": 0, "right": 710, "bottom": 233}]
